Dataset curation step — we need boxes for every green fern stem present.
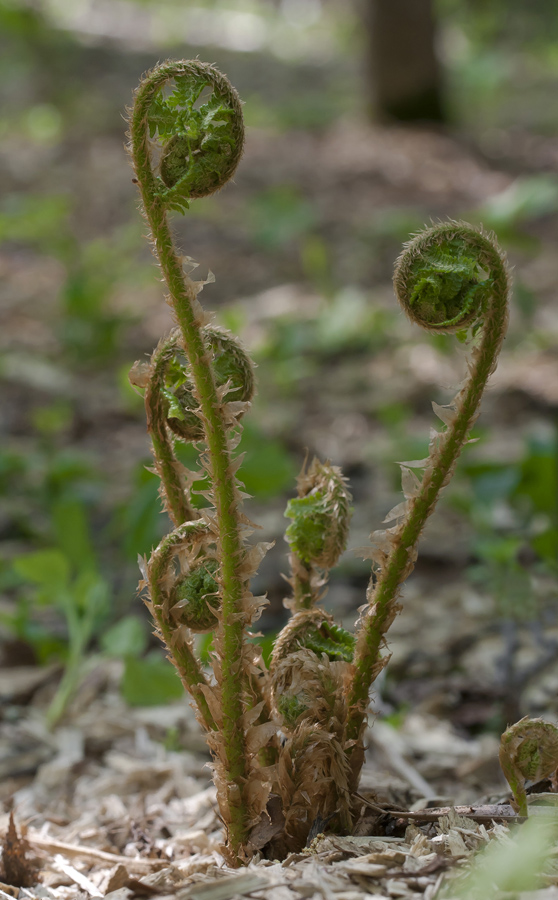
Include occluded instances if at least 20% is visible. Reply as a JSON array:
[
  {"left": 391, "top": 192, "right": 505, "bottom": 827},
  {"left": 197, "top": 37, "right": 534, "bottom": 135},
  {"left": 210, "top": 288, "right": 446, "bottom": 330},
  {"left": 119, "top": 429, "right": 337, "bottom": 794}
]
[
  {"left": 146, "top": 332, "right": 196, "bottom": 525},
  {"left": 292, "top": 559, "right": 314, "bottom": 609},
  {"left": 130, "top": 62, "right": 251, "bottom": 855},
  {"left": 346, "top": 222, "right": 510, "bottom": 752}
]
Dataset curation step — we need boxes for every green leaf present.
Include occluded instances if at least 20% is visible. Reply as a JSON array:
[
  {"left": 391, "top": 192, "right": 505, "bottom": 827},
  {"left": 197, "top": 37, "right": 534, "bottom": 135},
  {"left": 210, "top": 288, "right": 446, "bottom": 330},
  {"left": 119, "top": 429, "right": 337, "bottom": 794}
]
[
  {"left": 72, "top": 571, "right": 109, "bottom": 617},
  {"left": 197, "top": 633, "right": 214, "bottom": 666},
  {"left": 253, "top": 632, "right": 276, "bottom": 668},
  {"left": 472, "top": 466, "right": 520, "bottom": 504},
  {"left": 0, "top": 193, "right": 70, "bottom": 253},
  {"left": 120, "top": 652, "right": 184, "bottom": 706},
  {"left": 473, "top": 535, "right": 522, "bottom": 565},
  {"left": 14, "top": 549, "right": 70, "bottom": 590},
  {"left": 102, "top": 615, "right": 147, "bottom": 658},
  {"left": 516, "top": 437, "right": 557, "bottom": 516},
  {"left": 52, "top": 498, "right": 95, "bottom": 573}
]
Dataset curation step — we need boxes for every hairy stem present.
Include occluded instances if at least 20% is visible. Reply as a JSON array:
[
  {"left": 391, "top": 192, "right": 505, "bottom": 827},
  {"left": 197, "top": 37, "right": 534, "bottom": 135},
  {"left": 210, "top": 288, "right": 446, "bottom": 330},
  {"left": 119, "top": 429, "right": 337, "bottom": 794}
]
[
  {"left": 347, "top": 223, "right": 510, "bottom": 754},
  {"left": 146, "top": 332, "right": 196, "bottom": 525},
  {"left": 291, "top": 556, "right": 315, "bottom": 610},
  {"left": 130, "top": 62, "right": 251, "bottom": 856}
]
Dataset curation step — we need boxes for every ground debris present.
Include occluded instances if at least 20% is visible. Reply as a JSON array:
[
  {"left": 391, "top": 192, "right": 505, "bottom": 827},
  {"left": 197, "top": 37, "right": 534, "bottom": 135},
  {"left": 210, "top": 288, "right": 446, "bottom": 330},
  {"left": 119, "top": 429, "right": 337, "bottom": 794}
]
[
  {"left": 0, "top": 813, "right": 39, "bottom": 888},
  {"left": 3, "top": 672, "right": 557, "bottom": 900}
]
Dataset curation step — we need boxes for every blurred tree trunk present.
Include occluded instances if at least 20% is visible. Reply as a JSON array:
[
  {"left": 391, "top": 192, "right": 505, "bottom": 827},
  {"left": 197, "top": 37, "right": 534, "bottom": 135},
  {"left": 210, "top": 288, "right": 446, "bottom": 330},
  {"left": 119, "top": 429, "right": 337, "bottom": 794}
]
[{"left": 363, "top": 0, "right": 445, "bottom": 123}]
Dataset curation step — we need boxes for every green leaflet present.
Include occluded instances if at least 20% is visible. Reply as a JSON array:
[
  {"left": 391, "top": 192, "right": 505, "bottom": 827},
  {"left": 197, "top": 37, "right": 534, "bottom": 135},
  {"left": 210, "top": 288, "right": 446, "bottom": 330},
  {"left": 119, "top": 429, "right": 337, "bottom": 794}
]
[
  {"left": 170, "top": 558, "right": 219, "bottom": 632},
  {"left": 285, "top": 490, "right": 329, "bottom": 565},
  {"left": 148, "top": 70, "right": 243, "bottom": 211},
  {"left": 162, "top": 329, "right": 255, "bottom": 442},
  {"left": 303, "top": 619, "right": 355, "bottom": 662},
  {"left": 405, "top": 237, "right": 492, "bottom": 329}
]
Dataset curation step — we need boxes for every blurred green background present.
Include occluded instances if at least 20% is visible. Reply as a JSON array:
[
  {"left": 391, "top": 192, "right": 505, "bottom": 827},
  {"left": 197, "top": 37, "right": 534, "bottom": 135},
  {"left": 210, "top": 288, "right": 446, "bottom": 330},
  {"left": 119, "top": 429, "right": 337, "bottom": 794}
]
[{"left": 0, "top": 0, "right": 557, "bottom": 730}]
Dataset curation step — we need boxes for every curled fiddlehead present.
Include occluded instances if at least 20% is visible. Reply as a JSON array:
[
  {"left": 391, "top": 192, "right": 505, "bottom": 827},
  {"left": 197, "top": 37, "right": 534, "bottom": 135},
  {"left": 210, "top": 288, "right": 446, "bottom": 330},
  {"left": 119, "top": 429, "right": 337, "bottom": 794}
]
[
  {"left": 284, "top": 458, "right": 352, "bottom": 610},
  {"left": 139, "top": 331, "right": 196, "bottom": 526},
  {"left": 395, "top": 231, "right": 492, "bottom": 332},
  {"left": 164, "top": 326, "right": 255, "bottom": 442},
  {"left": 170, "top": 558, "right": 219, "bottom": 632},
  {"left": 270, "top": 609, "right": 354, "bottom": 722},
  {"left": 499, "top": 717, "right": 558, "bottom": 816},
  {"left": 136, "top": 323, "right": 255, "bottom": 527},
  {"left": 145, "top": 521, "right": 216, "bottom": 729},
  {"left": 271, "top": 461, "right": 354, "bottom": 846},
  {"left": 346, "top": 222, "right": 510, "bottom": 772},
  {"left": 144, "top": 60, "right": 244, "bottom": 211},
  {"left": 271, "top": 607, "right": 354, "bottom": 848},
  {"left": 276, "top": 647, "right": 353, "bottom": 850},
  {"left": 129, "top": 61, "right": 274, "bottom": 864}
]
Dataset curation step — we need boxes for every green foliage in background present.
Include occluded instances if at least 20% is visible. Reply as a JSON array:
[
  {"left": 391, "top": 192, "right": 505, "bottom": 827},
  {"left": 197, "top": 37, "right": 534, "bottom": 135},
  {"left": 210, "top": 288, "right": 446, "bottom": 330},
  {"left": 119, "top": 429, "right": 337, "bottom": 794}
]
[
  {"left": 12, "top": 499, "right": 109, "bottom": 727},
  {"left": 460, "top": 431, "right": 558, "bottom": 622}
]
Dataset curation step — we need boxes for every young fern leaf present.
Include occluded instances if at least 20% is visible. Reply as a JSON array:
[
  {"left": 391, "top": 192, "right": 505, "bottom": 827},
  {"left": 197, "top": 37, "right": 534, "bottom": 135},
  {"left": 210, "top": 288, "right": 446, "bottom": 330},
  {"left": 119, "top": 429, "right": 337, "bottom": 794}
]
[
  {"left": 142, "top": 331, "right": 197, "bottom": 525},
  {"left": 284, "top": 458, "right": 352, "bottom": 610},
  {"left": 271, "top": 461, "right": 355, "bottom": 847},
  {"left": 145, "top": 522, "right": 216, "bottom": 730},
  {"left": 499, "top": 717, "right": 558, "bottom": 816},
  {"left": 276, "top": 650, "right": 353, "bottom": 850},
  {"left": 129, "top": 60, "right": 272, "bottom": 865},
  {"left": 346, "top": 222, "right": 510, "bottom": 778}
]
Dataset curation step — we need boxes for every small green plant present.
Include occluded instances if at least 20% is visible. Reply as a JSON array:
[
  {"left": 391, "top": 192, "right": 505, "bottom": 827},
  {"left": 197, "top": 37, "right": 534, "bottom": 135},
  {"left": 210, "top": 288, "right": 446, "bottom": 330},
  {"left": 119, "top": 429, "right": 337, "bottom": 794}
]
[
  {"left": 127, "top": 60, "right": 510, "bottom": 864},
  {"left": 499, "top": 717, "right": 558, "bottom": 816},
  {"left": 12, "top": 499, "right": 109, "bottom": 729}
]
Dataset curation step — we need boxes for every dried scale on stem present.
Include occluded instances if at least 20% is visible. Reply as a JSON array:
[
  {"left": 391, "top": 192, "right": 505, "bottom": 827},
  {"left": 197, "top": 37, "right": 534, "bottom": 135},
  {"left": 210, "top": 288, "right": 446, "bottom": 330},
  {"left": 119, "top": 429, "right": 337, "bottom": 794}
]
[{"left": 126, "top": 60, "right": 510, "bottom": 864}]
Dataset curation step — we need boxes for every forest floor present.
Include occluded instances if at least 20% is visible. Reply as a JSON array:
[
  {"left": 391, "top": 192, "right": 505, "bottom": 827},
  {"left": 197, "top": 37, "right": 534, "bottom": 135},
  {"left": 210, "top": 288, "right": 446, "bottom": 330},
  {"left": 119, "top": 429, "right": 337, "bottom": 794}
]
[{"left": 1, "top": 12, "right": 558, "bottom": 899}]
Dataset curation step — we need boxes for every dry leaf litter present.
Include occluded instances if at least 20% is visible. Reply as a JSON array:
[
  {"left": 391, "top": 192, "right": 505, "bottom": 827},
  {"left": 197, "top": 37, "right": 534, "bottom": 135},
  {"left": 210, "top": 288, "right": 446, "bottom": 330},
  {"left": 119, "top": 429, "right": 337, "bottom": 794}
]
[{"left": 2, "top": 660, "right": 558, "bottom": 900}]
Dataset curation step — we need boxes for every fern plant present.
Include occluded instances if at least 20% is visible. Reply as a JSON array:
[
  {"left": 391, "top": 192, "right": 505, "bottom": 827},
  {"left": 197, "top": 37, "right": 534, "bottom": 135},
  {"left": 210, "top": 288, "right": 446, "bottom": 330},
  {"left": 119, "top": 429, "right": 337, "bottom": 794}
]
[{"left": 127, "top": 60, "right": 510, "bottom": 865}]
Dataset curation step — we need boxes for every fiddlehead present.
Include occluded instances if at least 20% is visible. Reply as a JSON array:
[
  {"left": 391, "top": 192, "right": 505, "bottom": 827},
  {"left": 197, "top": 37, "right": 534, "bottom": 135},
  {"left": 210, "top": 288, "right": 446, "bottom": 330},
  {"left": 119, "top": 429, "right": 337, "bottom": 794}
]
[
  {"left": 140, "top": 331, "right": 197, "bottom": 526},
  {"left": 139, "top": 60, "right": 244, "bottom": 212},
  {"left": 138, "top": 323, "right": 255, "bottom": 527},
  {"left": 171, "top": 558, "right": 219, "bottom": 631},
  {"left": 271, "top": 610, "right": 354, "bottom": 848},
  {"left": 145, "top": 521, "right": 216, "bottom": 730},
  {"left": 270, "top": 609, "right": 355, "bottom": 724},
  {"left": 284, "top": 458, "right": 352, "bottom": 610},
  {"left": 395, "top": 232, "right": 492, "bottom": 332},
  {"left": 346, "top": 222, "right": 510, "bottom": 771},
  {"left": 156, "top": 66, "right": 244, "bottom": 208},
  {"left": 164, "top": 326, "right": 255, "bottom": 442},
  {"left": 499, "top": 717, "right": 558, "bottom": 816},
  {"left": 271, "top": 461, "right": 354, "bottom": 847},
  {"left": 129, "top": 61, "right": 274, "bottom": 864},
  {"left": 276, "top": 648, "right": 353, "bottom": 850}
]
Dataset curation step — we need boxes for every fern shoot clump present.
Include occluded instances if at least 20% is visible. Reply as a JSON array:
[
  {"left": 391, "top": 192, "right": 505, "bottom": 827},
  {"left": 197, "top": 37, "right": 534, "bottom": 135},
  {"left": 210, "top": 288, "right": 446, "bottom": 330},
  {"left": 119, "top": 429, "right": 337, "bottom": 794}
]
[{"left": 127, "top": 60, "right": 510, "bottom": 865}]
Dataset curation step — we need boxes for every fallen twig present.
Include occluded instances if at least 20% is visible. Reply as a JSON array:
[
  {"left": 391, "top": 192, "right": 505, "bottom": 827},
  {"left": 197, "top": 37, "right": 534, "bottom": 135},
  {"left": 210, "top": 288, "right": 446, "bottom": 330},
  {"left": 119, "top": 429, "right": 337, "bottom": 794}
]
[
  {"left": 27, "top": 833, "right": 167, "bottom": 874},
  {"left": 384, "top": 804, "right": 523, "bottom": 824}
]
